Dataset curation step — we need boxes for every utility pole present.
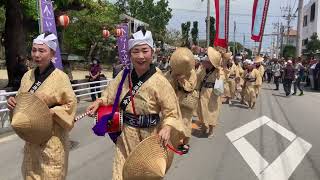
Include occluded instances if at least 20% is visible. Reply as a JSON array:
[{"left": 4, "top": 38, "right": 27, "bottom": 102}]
[
  {"left": 296, "top": 0, "right": 304, "bottom": 57},
  {"left": 280, "top": 23, "right": 285, "bottom": 57},
  {"left": 206, "top": 0, "right": 210, "bottom": 47},
  {"left": 273, "top": 21, "right": 280, "bottom": 58},
  {"left": 281, "top": 4, "right": 297, "bottom": 46},
  {"left": 233, "top": 21, "right": 236, "bottom": 55}
]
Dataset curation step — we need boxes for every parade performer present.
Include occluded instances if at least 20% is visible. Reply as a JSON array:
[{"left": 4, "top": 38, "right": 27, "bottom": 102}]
[
  {"left": 7, "top": 32, "right": 77, "bottom": 180},
  {"left": 222, "top": 53, "right": 239, "bottom": 104},
  {"left": 86, "top": 29, "right": 186, "bottom": 180},
  {"left": 243, "top": 60, "right": 262, "bottom": 109},
  {"left": 234, "top": 55, "right": 244, "bottom": 100},
  {"left": 254, "top": 56, "right": 265, "bottom": 97},
  {"left": 197, "top": 47, "right": 224, "bottom": 137},
  {"left": 165, "top": 48, "right": 198, "bottom": 153}
]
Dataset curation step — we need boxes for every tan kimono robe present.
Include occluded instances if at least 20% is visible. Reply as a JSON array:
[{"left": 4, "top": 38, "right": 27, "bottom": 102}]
[
  {"left": 255, "top": 65, "right": 265, "bottom": 96},
  {"left": 243, "top": 69, "right": 262, "bottom": 107},
  {"left": 197, "top": 65, "right": 224, "bottom": 128},
  {"left": 223, "top": 63, "right": 239, "bottom": 99},
  {"left": 18, "top": 69, "right": 77, "bottom": 180},
  {"left": 99, "top": 69, "right": 186, "bottom": 180},
  {"left": 165, "top": 70, "right": 198, "bottom": 138}
]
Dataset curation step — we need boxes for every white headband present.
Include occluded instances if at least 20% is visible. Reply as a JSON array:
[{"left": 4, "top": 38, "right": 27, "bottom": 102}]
[
  {"left": 33, "top": 33, "right": 58, "bottom": 51},
  {"left": 128, "top": 30, "right": 154, "bottom": 50}
]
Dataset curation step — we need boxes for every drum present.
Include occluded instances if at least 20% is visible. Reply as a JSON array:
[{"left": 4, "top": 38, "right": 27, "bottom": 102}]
[{"left": 95, "top": 105, "right": 123, "bottom": 133}]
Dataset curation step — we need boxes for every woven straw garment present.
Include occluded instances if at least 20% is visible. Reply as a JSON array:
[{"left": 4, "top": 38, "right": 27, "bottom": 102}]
[
  {"left": 122, "top": 135, "right": 174, "bottom": 180},
  {"left": 11, "top": 92, "right": 52, "bottom": 144}
]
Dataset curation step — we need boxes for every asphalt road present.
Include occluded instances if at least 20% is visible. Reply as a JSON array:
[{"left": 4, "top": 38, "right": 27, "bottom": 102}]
[{"left": 1, "top": 83, "right": 320, "bottom": 180}]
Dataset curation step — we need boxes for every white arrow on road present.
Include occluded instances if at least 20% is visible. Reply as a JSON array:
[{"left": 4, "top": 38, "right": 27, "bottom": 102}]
[{"left": 226, "top": 116, "right": 312, "bottom": 180}]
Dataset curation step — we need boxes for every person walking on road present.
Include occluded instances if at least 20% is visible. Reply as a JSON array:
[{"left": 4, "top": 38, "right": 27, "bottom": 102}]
[
  {"left": 283, "top": 60, "right": 295, "bottom": 96},
  {"left": 293, "top": 58, "right": 305, "bottom": 96},
  {"left": 272, "top": 59, "right": 282, "bottom": 90}
]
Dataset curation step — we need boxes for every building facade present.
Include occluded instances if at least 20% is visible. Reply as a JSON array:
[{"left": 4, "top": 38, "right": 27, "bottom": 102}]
[{"left": 302, "top": 0, "right": 320, "bottom": 49}]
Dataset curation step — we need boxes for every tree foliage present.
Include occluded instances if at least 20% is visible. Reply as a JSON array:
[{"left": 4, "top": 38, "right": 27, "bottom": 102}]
[
  {"left": 228, "top": 41, "right": 243, "bottom": 55},
  {"left": 127, "top": 0, "right": 172, "bottom": 37},
  {"left": 181, "top": 21, "right": 191, "bottom": 47},
  {"left": 209, "top": 16, "right": 216, "bottom": 47},
  {"left": 282, "top": 45, "right": 296, "bottom": 58},
  {"left": 163, "top": 29, "right": 183, "bottom": 47},
  {"left": 191, "top": 21, "right": 199, "bottom": 45},
  {"left": 305, "top": 33, "right": 320, "bottom": 54}
]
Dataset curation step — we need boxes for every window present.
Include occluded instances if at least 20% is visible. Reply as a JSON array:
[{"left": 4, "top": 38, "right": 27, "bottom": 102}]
[
  {"left": 310, "top": 3, "right": 316, "bottom": 22},
  {"left": 302, "top": 38, "right": 309, "bottom": 46},
  {"left": 303, "top": 15, "right": 308, "bottom": 26}
]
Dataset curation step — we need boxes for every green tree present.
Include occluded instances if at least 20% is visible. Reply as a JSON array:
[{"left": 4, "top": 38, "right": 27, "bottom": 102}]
[
  {"left": 305, "top": 33, "right": 320, "bottom": 54},
  {"left": 115, "top": 0, "right": 128, "bottom": 13},
  {"left": 163, "top": 29, "right": 183, "bottom": 47},
  {"left": 208, "top": 16, "right": 216, "bottom": 47},
  {"left": 282, "top": 45, "right": 296, "bottom": 58},
  {"left": 181, "top": 21, "right": 191, "bottom": 47},
  {"left": 228, "top": 41, "right": 243, "bottom": 55},
  {"left": 127, "top": 0, "right": 172, "bottom": 38},
  {"left": 191, "top": 21, "right": 199, "bottom": 45}
]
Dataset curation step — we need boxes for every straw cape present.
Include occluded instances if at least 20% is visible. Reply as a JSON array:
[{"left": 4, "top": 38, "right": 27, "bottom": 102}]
[
  {"left": 170, "top": 47, "right": 195, "bottom": 76},
  {"left": 122, "top": 135, "right": 174, "bottom": 180},
  {"left": 254, "top": 56, "right": 264, "bottom": 63},
  {"left": 207, "top": 47, "right": 222, "bottom": 68},
  {"left": 11, "top": 92, "right": 52, "bottom": 144}
]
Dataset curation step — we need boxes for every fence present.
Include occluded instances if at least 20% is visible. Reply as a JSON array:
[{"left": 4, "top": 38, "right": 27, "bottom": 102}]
[{"left": 0, "top": 79, "right": 112, "bottom": 130}]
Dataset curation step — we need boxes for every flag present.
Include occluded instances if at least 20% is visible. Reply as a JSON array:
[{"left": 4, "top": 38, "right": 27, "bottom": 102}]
[
  {"left": 38, "top": 0, "right": 63, "bottom": 69},
  {"left": 214, "top": 0, "right": 230, "bottom": 48},
  {"left": 251, "top": 0, "right": 270, "bottom": 42},
  {"left": 116, "top": 24, "right": 130, "bottom": 66}
]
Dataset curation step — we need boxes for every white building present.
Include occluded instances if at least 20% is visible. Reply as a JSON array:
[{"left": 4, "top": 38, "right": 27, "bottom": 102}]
[{"left": 302, "top": 0, "right": 319, "bottom": 50}]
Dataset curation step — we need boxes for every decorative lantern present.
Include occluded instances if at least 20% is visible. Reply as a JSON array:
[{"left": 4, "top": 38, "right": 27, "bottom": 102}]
[
  {"left": 102, "top": 28, "right": 110, "bottom": 39},
  {"left": 115, "top": 27, "right": 124, "bottom": 37},
  {"left": 58, "top": 14, "right": 70, "bottom": 28}
]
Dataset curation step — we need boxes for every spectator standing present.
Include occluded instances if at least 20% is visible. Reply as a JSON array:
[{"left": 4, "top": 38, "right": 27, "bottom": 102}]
[
  {"left": 272, "top": 59, "right": 281, "bottom": 90},
  {"left": 89, "top": 59, "right": 102, "bottom": 101}
]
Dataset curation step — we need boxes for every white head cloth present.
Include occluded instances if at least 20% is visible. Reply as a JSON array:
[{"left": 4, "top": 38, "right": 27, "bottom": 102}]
[
  {"left": 33, "top": 33, "right": 58, "bottom": 52},
  {"left": 235, "top": 56, "right": 242, "bottom": 60},
  {"left": 128, "top": 30, "right": 154, "bottom": 50}
]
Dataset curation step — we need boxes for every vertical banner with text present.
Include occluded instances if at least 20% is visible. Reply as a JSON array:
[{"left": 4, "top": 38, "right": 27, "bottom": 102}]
[
  {"left": 116, "top": 24, "right": 130, "bottom": 66},
  {"left": 251, "top": 0, "right": 270, "bottom": 42},
  {"left": 214, "top": 0, "right": 230, "bottom": 49},
  {"left": 38, "top": 0, "right": 63, "bottom": 69}
]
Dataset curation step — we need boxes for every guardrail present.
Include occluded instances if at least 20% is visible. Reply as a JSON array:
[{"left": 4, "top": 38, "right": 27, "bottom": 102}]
[{"left": 0, "top": 79, "right": 113, "bottom": 129}]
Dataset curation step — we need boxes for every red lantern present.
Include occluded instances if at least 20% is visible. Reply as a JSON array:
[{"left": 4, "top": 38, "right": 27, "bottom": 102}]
[
  {"left": 115, "top": 28, "right": 124, "bottom": 37},
  {"left": 58, "top": 14, "right": 70, "bottom": 28},
  {"left": 102, "top": 29, "right": 110, "bottom": 39}
]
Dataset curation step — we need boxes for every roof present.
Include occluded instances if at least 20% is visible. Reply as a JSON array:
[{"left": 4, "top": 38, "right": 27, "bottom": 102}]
[{"left": 284, "top": 29, "right": 297, "bottom": 36}]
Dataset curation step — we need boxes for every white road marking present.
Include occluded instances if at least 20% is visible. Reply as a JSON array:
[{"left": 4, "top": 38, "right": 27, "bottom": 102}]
[
  {"left": 0, "top": 134, "right": 18, "bottom": 143},
  {"left": 233, "top": 137, "right": 269, "bottom": 176},
  {"left": 226, "top": 116, "right": 312, "bottom": 180},
  {"left": 226, "top": 116, "right": 270, "bottom": 142},
  {"left": 265, "top": 118, "right": 296, "bottom": 141}
]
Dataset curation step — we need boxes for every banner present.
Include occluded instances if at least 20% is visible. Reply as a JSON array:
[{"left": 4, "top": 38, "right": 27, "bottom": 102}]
[
  {"left": 251, "top": 0, "right": 270, "bottom": 42},
  {"left": 214, "top": 0, "right": 230, "bottom": 49},
  {"left": 38, "top": 0, "right": 63, "bottom": 69},
  {"left": 116, "top": 24, "right": 130, "bottom": 66}
]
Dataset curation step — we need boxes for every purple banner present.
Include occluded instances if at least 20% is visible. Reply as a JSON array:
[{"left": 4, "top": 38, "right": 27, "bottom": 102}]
[
  {"left": 38, "top": 0, "right": 63, "bottom": 69},
  {"left": 116, "top": 24, "right": 130, "bottom": 66}
]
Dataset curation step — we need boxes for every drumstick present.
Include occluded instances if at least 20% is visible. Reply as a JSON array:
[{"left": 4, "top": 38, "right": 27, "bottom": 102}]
[{"left": 74, "top": 111, "right": 92, "bottom": 122}]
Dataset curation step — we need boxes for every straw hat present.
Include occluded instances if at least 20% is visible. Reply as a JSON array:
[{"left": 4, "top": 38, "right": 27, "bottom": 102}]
[
  {"left": 207, "top": 47, "right": 222, "bottom": 68},
  {"left": 222, "top": 52, "right": 232, "bottom": 61},
  {"left": 254, "top": 56, "right": 264, "bottom": 63},
  {"left": 170, "top": 48, "right": 195, "bottom": 76},
  {"left": 123, "top": 135, "right": 174, "bottom": 180},
  {"left": 11, "top": 92, "right": 52, "bottom": 144}
]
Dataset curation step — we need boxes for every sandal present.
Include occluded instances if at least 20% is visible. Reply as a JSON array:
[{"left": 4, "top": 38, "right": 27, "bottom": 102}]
[{"left": 178, "top": 144, "right": 190, "bottom": 154}]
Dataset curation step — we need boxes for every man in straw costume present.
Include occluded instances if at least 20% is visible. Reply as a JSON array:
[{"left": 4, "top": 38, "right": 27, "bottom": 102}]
[
  {"left": 86, "top": 28, "right": 186, "bottom": 180},
  {"left": 196, "top": 47, "right": 224, "bottom": 137},
  {"left": 222, "top": 52, "right": 239, "bottom": 104},
  {"left": 165, "top": 47, "right": 197, "bottom": 153},
  {"left": 254, "top": 56, "right": 265, "bottom": 97},
  {"left": 234, "top": 55, "right": 244, "bottom": 100},
  {"left": 7, "top": 32, "right": 77, "bottom": 180},
  {"left": 243, "top": 60, "right": 262, "bottom": 109}
]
